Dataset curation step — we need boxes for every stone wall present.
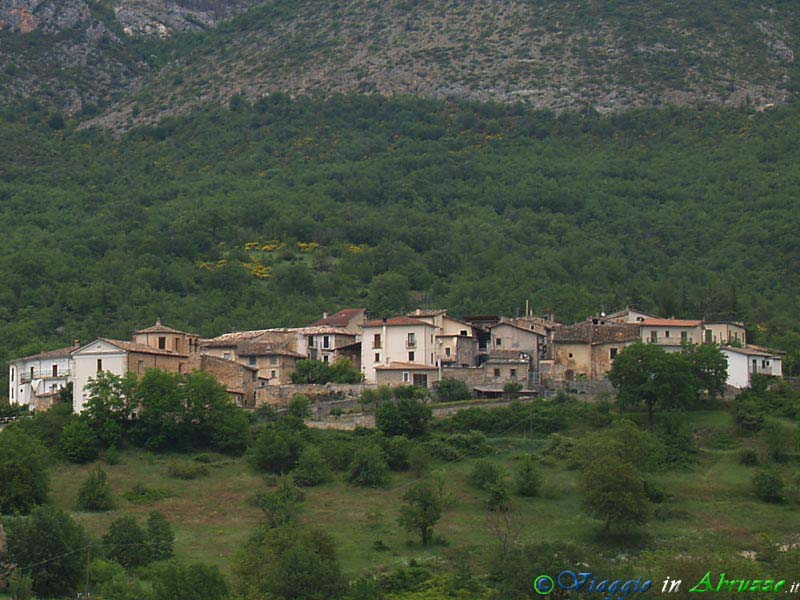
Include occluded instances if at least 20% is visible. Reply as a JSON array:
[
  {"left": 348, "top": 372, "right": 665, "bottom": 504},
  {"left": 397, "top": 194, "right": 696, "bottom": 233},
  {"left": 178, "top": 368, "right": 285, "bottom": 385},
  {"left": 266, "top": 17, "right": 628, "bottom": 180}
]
[{"left": 255, "top": 383, "right": 374, "bottom": 407}]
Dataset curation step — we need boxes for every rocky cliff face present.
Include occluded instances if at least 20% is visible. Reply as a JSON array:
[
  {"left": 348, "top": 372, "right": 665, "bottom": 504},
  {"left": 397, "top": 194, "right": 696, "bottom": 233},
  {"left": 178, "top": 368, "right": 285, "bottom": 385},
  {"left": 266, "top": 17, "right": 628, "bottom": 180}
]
[{"left": 0, "top": 1, "right": 798, "bottom": 127}]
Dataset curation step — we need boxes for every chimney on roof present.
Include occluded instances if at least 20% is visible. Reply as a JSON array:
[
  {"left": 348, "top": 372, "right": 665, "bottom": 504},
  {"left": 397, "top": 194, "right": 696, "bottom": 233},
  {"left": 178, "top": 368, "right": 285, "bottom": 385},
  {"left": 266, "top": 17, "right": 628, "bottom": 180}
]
[
  {"left": 323, "top": 311, "right": 328, "bottom": 319},
  {"left": 73, "top": 339, "right": 81, "bottom": 349},
  {"left": 415, "top": 309, "right": 421, "bottom": 316},
  {"left": 383, "top": 317, "right": 388, "bottom": 324},
  {"left": 156, "top": 317, "right": 162, "bottom": 326}
]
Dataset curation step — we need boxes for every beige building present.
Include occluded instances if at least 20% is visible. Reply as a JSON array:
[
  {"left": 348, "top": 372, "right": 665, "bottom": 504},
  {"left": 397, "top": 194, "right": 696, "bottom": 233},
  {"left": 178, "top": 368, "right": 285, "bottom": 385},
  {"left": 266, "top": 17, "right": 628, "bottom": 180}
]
[
  {"left": 236, "top": 340, "right": 305, "bottom": 385},
  {"left": 640, "top": 318, "right": 704, "bottom": 351},
  {"left": 703, "top": 322, "right": 746, "bottom": 346},
  {"left": 551, "top": 322, "right": 640, "bottom": 380},
  {"left": 303, "top": 309, "right": 365, "bottom": 367},
  {"left": 375, "top": 362, "right": 439, "bottom": 388},
  {"left": 361, "top": 317, "right": 438, "bottom": 383},
  {"left": 488, "top": 321, "right": 544, "bottom": 370},
  {"left": 407, "top": 309, "right": 478, "bottom": 368},
  {"left": 599, "top": 306, "right": 658, "bottom": 324}
]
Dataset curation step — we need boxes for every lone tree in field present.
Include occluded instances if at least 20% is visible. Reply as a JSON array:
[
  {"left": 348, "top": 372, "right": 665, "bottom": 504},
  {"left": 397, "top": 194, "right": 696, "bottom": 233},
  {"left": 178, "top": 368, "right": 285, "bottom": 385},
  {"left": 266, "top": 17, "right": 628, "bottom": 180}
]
[
  {"left": 580, "top": 457, "right": 649, "bottom": 533},
  {"left": 398, "top": 481, "right": 442, "bottom": 545},
  {"left": 608, "top": 342, "right": 697, "bottom": 428}
]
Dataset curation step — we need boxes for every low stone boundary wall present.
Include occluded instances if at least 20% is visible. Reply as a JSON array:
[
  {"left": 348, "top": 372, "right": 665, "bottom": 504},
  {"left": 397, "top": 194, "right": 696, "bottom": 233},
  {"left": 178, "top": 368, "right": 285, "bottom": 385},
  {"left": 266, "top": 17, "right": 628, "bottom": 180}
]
[{"left": 255, "top": 383, "right": 375, "bottom": 407}]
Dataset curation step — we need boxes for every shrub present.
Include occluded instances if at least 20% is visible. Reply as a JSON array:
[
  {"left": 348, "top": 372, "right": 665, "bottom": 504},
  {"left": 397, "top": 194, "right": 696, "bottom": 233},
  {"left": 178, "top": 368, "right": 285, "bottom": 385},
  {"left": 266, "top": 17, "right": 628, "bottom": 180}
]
[
  {"left": 469, "top": 460, "right": 506, "bottom": 491},
  {"left": 249, "top": 426, "right": 305, "bottom": 474},
  {"left": 433, "top": 379, "right": 472, "bottom": 403},
  {"left": 254, "top": 477, "right": 304, "bottom": 528},
  {"left": 656, "top": 412, "right": 698, "bottom": 467},
  {"left": 77, "top": 467, "right": 115, "bottom": 511},
  {"left": 381, "top": 435, "right": 412, "bottom": 471},
  {"left": 542, "top": 433, "right": 575, "bottom": 460},
  {"left": 166, "top": 461, "right": 209, "bottom": 480},
  {"left": 146, "top": 511, "right": 175, "bottom": 561},
  {"left": 347, "top": 444, "right": 390, "bottom": 487},
  {"left": 60, "top": 419, "right": 100, "bottom": 463},
  {"left": 398, "top": 481, "right": 442, "bottom": 545},
  {"left": 376, "top": 398, "right": 432, "bottom": 438},
  {"left": 292, "top": 446, "right": 332, "bottom": 487},
  {"left": 408, "top": 446, "right": 432, "bottom": 478},
  {"left": 761, "top": 420, "right": 794, "bottom": 463},
  {"left": 753, "top": 467, "right": 785, "bottom": 503},
  {"left": 739, "top": 448, "right": 758, "bottom": 466},
  {"left": 581, "top": 457, "right": 649, "bottom": 532},
  {"left": 103, "top": 515, "right": 150, "bottom": 568},
  {"left": 514, "top": 455, "right": 541, "bottom": 497},
  {"left": 123, "top": 483, "right": 169, "bottom": 505},
  {"left": 152, "top": 561, "right": 229, "bottom": 600},
  {"left": 423, "top": 438, "right": 461, "bottom": 461},
  {"left": 487, "top": 481, "right": 511, "bottom": 512},
  {"left": 733, "top": 398, "right": 765, "bottom": 433},
  {"left": 319, "top": 437, "right": 357, "bottom": 471}
]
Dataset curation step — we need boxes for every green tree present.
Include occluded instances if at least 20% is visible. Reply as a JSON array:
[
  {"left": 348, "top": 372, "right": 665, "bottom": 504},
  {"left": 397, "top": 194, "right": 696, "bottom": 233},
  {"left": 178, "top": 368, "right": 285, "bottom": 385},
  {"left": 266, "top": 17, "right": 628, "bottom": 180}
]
[
  {"left": 84, "top": 371, "right": 137, "bottom": 447},
  {"left": 61, "top": 418, "right": 100, "bottom": 463},
  {"left": 469, "top": 459, "right": 506, "bottom": 491},
  {"left": 433, "top": 378, "right": 472, "bottom": 403},
  {"left": 609, "top": 342, "right": 698, "bottom": 428},
  {"left": 146, "top": 511, "right": 175, "bottom": 561},
  {"left": 255, "top": 477, "right": 305, "bottom": 528},
  {"left": 375, "top": 398, "right": 432, "bottom": 438},
  {"left": 292, "top": 446, "right": 332, "bottom": 486},
  {"left": 0, "top": 429, "right": 49, "bottom": 514},
  {"left": 152, "top": 561, "right": 229, "bottom": 600},
  {"left": 347, "top": 443, "right": 390, "bottom": 487},
  {"left": 249, "top": 425, "right": 305, "bottom": 474},
  {"left": 235, "top": 526, "right": 346, "bottom": 600},
  {"left": 686, "top": 344, "right": 728, "bottom": 400},
  {"left": 5, "top": 506, "right": 87, "bottom": 597},
  {"left": 133, "top": 370, "right": 189, "bottom": 451},
  {"left": 398, "top": 481, "right": 442, "bottom": 545},
  {"left": 366, "top": 273, "right": 411, "bottom": 316},
  {"left": 328, "top": 358, "right": 364, "bottom": 383},
  {"left": 580, "top": 457, "right": 649, "bottom": 532},
  {"left": 77, "top": 466, "right": 115, "bottom": 511},
  {"left": 103, "top": 515, "right": 150, "bottom": 568},
  {"left": 514, "top": 455, "right": 541, "bottom": 497},
  {"left": 753, "top": 466, "right": 785, "bottom": 503}
]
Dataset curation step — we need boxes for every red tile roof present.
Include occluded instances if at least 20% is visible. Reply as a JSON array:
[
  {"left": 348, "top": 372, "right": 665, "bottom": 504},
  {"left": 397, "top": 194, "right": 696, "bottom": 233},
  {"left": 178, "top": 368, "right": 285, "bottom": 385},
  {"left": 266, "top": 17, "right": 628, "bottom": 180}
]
[
  {"left": 641, "top": 319, "right": 702, "bottom": 327},
  {"left": 362, "top": 317, "right": 432, "bottom": 328},
  {"left": 308, "top": 309, "right": 365, "bottom": 328},
  {"left": 135, "top": 320, "right": 197, "bottom": 336}
]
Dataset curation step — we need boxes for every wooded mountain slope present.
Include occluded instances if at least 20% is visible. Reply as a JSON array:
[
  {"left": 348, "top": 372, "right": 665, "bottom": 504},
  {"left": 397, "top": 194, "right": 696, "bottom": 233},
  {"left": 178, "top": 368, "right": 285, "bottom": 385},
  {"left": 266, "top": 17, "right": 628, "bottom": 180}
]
[
  {"left": 1, "top": 0, "right": 799, "bottom": 127},
  {"left": 1, "top": 97, "right": 799, "bottom": 379}
]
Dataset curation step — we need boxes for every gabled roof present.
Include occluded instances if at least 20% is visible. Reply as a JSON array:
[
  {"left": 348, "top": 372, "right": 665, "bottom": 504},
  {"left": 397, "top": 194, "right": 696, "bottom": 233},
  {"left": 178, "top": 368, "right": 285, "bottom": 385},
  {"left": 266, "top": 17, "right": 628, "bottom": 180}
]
[
  {"left": 201, "top": 330, "right": 274, "bottom": 348},
  {"left": 15, "top": 346, "right": 75, "bottom": 362},
  {"left": 554, "top": 323, "right": 640, "bottom": 345},
  {"left": 640, "top": 318, "right": 702, "bottom": 327},
  {"left": 375, "top": 362, "right": 438, "bottom": 370},
  {"left": 362, "top": 317, "right": 433, "bottom": 328},
  {"left": 237, "top": 342, "right": 305, "bottom": 359},
  {"left": 134, "top": 320, "right": 197, "bottom": 336},
  {"left": 489, "top": 321, "right": 545, "bottom": 336},
  {"left": 602, "top": 306, "right": 658, "bottom": 321},
  {"left": 307, "top": 308, "right": 365, "bottom": 328},
  {"left": 407, "top": 309, "right": 447, "bottom": 318},
  {"left": 94, "top": 338, "right": 188, "bottom": 357}
]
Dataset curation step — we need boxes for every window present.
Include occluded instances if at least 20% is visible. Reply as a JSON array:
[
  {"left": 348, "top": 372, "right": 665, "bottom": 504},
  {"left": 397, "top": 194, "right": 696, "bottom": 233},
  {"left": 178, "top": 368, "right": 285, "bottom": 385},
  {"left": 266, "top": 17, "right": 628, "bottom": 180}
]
[
  {"left": 52, "top": 364, "right": 58, "bottom": 377},
  {"left": 373, "top": 333, "right": 382, "bottom": 349},
  {"left": 762, "top": 360, "right": 767, "bottom": 368},
  {"left": 680, "top": 331, "right": 687, "bottom": 341},
  {"left": 271, "top": 370, "right": 277, "bottom": 379},
  {"left": 664, "top": 330, "right": 670, "bottom": 338},
  {"left": 223, "top": 352, "right": 231, "bottom": 360},
  {"left": 610, "top": 348, "right": 618, "bottom": 359},
  {"left": 375, "top": 353, "right": 380, "bottom": 363},
  {"left": 308, "top": 336, "right": 314, "bottom": 347},
  {"left": 174, "top": 338, "right": 181, "bottom": 352},
  {"left": 403, "top": 372, "right": 410, "bottom": 383},
  {"left": 11, "top": 367, "right": 14, "bottom": 381},
  {"left": 650, "top": 331, "right": 657, "bottom": 343},
  {"left": 496, "top": 338, "right": 502, "bottom": 347},
  {"left": 270, "top": 356, "right": 277, "bottom": 365},
  {"left": 30, "top": 366, "right": 34, "bottom": 379},
  {"left": 96, "top": 359, "right": 103, "bottom": 373},
  {"left": 249, "top": 356, "right": 257, "bottom": 366},
  {"left": 407, "top": 332, "right": 416, "bottom": 347},
  {"left": 494, "top": 368, "right": 500, "bottom": 377},
  {"left": 460, "top": 330, "right": 468, "bottom": 336},
  {"left": 705, "top": 330, "right": 713, "bottom": 343},
  {"left": 323, "top": 335, "right": 330, "bottom": 349},
  {"left": 510, "top": 369, "right": 517, "bottom": 378},
  {"left": 568, "top": 353, "right": 573, "bottom": 359},
  {"left": 408, "top": 351, "right": 415, "bottom": 362},
  {"left": 445, "top": 347, "right": 451, "bottom": 357},
  {"left": 323, "top": 355, "right": 329, "bottom": 363},
  {"left": 158, "top": 336, "right": 166, "bottom": 349},
  {"left": 412, "top": 374, "right": 428, "bottom": 387}
]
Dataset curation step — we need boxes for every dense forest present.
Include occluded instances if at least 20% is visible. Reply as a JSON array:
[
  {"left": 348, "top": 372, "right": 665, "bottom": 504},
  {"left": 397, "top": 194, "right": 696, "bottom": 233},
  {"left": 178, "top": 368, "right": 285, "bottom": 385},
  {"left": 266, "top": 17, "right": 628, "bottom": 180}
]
[{"left": 1, "top": 96, "right": 799, "bottom": 386}]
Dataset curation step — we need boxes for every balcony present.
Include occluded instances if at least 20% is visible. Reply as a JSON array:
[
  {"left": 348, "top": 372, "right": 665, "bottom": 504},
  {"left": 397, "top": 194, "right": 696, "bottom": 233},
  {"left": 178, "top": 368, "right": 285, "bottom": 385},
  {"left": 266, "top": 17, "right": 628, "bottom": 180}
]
[
  {"left": 20, "top": 370, "right": 70, "bottom": 383},
  {"left": 406, "top": 340, "right": 417, "bottom": 348},
  {"left": 647, "top": 337, "right": 694, "bottom": 345}
]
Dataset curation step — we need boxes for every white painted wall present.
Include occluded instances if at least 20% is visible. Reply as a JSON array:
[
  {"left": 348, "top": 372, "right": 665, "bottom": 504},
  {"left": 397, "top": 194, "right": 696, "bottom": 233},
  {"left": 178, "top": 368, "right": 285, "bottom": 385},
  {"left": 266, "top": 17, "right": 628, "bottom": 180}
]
[
  {"left": 72, "top": 341, "right": 128, "bottom": 413},
  {"left": 8, "top": 356, "right": 71, "bottom": 406},
  {"left": 361, "top": 323, "right": 436, "bottom": 383}
]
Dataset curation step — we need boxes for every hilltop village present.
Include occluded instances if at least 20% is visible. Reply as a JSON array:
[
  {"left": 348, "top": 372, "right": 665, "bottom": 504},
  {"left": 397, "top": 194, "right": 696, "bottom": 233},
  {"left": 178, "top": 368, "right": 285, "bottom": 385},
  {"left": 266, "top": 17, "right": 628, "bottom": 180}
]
[{"left": 8, "top": 307, "right": 785, "bottom": 414}]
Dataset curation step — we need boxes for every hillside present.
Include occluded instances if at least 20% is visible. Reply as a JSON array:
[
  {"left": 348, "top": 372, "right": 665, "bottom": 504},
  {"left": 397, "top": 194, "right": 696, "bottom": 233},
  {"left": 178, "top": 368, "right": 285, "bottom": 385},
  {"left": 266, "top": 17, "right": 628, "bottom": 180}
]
[
  {"left": 0, "top": 97, "right": 799, "bottom": 380},
  {"left": 1, "top": 1, "right": 799, "bottom": 127}
]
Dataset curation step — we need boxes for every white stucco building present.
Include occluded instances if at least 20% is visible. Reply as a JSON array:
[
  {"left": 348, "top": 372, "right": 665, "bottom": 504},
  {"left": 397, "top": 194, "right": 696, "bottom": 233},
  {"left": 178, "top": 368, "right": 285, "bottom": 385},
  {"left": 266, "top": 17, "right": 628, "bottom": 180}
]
[
  {"left": 8, "top": 345, "right": 75, "bottom": 410},
  {"left": 721, "top": 345, "right": 784, "bottom": 389},
  {"left": 360, "top": 317, "right": 438, "bottom": 383}
]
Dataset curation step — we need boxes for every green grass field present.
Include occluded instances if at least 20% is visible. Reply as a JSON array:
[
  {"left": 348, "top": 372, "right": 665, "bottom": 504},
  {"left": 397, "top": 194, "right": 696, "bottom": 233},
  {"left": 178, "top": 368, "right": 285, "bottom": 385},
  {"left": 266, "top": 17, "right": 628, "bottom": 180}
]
[{"left": 43, "top": 409, "right": 800, "bottom": 581}]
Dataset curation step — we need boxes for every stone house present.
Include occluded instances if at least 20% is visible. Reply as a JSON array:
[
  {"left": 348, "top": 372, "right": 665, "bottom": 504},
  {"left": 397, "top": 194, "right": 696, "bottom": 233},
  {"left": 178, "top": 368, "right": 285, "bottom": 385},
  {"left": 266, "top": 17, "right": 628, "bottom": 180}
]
[
  {"left": 375, "top": 362, "right": 439, "bottom": 388},
  {"left": 550, "top": 322, "right": 640, "bottom": 381},
  {"left": 488, "top": 321, "right": 544, "bottom": 371}
]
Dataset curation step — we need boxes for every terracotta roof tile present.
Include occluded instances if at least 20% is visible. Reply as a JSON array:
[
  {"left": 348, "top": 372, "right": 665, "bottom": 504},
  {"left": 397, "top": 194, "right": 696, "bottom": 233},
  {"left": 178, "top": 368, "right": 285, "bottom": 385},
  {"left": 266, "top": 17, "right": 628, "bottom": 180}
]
[
  {"left": 308, "top": 309, "right": 365, "bottom": 328},
  {"left": 362, "top": 317, "right": 432, "bottom": 328},
  {"left": 640, "top": 318, "right": 702, "bottom": 327},
  {"left": 15, "top": 346, "right": 75, "bottom": 362}
]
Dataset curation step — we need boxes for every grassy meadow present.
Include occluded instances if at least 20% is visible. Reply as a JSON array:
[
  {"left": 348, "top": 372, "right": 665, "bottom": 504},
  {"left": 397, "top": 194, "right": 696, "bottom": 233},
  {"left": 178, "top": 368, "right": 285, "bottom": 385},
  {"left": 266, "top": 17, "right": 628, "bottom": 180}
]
[{"left": 42, "top": 409, "right": 800, "bottom": 580}]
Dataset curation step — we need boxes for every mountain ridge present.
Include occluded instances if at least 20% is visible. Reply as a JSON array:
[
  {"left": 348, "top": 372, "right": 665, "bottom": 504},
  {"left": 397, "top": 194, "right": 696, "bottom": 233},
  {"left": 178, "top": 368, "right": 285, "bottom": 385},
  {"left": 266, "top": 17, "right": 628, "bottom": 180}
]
[{"left": 1, "top": 0, "right": 798, "bottom": 129}]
